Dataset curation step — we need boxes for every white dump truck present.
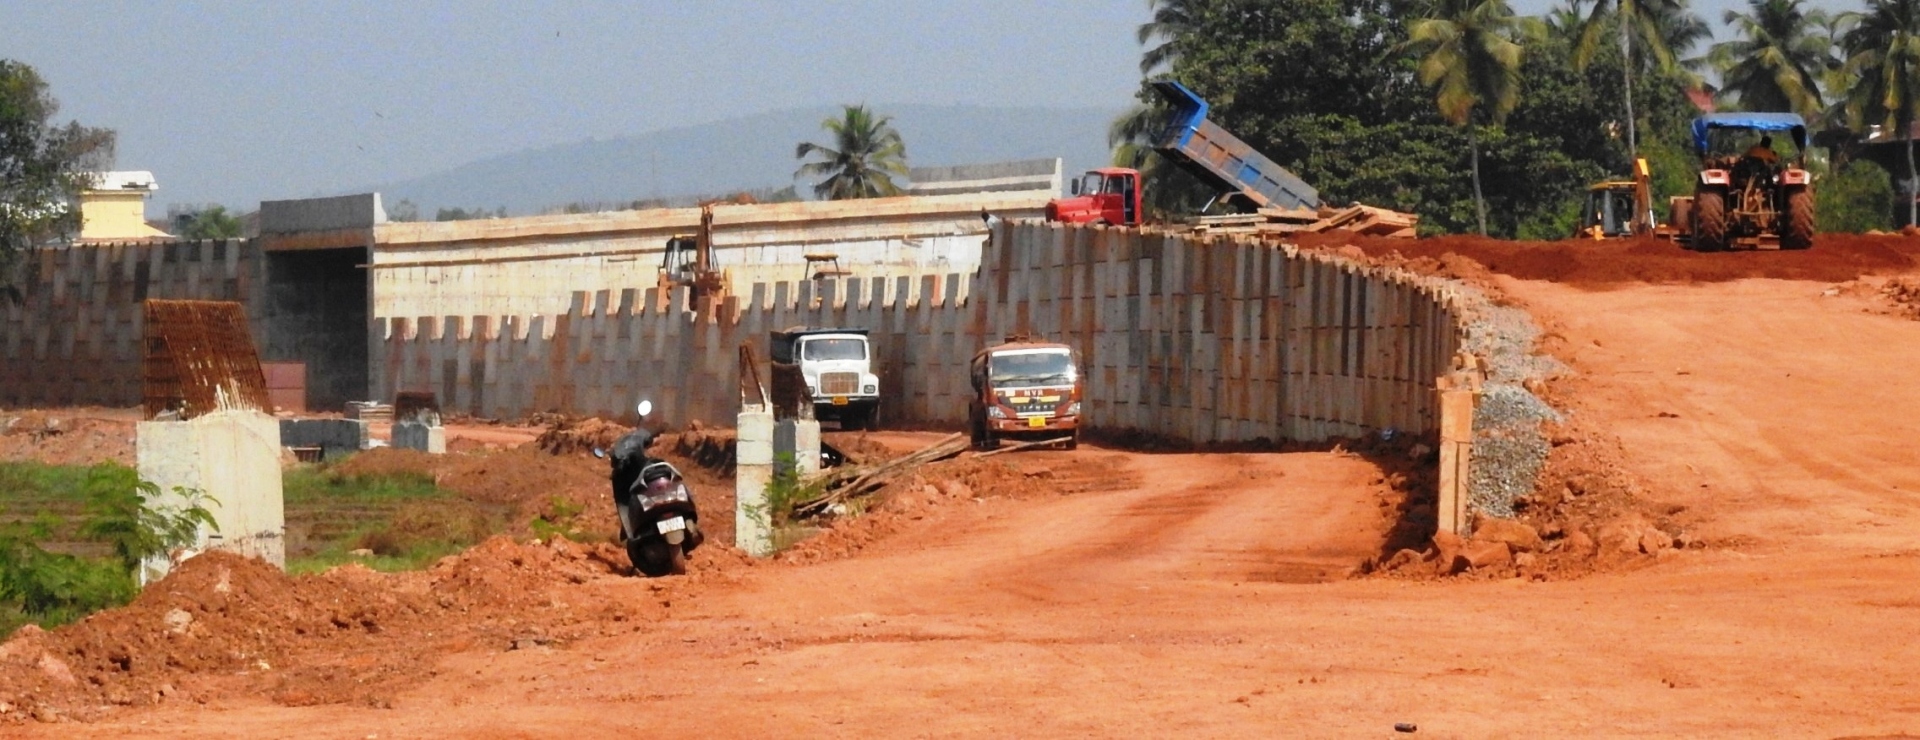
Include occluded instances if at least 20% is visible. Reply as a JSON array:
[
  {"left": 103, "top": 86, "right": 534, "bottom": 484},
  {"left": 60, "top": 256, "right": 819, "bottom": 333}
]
[{"left": 770, "top": 327, "right": 883, "bottom": 430}]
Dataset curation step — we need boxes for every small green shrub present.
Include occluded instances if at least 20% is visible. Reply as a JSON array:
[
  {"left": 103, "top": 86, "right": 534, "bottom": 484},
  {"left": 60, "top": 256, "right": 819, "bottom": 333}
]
[
  {"left": 529, "top": 496, "right": 588, "bottom": 542},
  {"left": 0, "top": 464, "right": 217, "bottom": 632}
]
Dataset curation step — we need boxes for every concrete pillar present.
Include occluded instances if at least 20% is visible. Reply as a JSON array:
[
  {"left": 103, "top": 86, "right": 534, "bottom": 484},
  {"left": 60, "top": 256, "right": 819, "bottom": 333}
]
[
  {"left": 773, "top": 417, "right": 821, "bottom": 478},
  {"left": 391, "top": 419, "right": 447, "bottom": 454},
  {"left": 136, "top": 409, "right": 286, "bottom": 582},
  {"left": 736, "top": 409, "right": 775, "bottom": 557},
  {"left": 1435, "top": 366, "right": 1480, "bottom": 536}
]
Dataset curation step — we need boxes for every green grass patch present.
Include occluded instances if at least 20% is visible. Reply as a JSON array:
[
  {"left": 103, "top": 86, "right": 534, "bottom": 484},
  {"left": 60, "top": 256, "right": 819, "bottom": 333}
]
[
  {"left": 282, "top": 465, "right": 443, "bottom": 505},
  {"left": 0, "top": 461, "right": 102, "bottom": 510},
  {"left": 283, "top": 460, "right": 507, "bottom": 574}
]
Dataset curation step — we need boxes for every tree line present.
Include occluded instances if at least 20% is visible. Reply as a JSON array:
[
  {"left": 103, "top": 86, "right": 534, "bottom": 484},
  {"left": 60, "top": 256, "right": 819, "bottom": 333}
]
[{"left": 1116, "top": 0, "right": 1920, "bottom": 236}]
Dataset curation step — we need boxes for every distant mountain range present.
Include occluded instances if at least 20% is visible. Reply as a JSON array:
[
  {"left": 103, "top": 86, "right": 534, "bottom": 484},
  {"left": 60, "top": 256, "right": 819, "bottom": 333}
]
[{"left": 359, "top": 104, "right": 1125, "bottom": 216}]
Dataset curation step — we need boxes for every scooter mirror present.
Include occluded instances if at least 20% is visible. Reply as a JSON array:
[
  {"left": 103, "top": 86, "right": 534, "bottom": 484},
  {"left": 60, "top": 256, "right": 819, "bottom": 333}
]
[
  {"left": 591, "top": 448, "right": 607, "bottom": 459},
  {"left": 636, "top": 400, "right": 653, "bottom": 418}
]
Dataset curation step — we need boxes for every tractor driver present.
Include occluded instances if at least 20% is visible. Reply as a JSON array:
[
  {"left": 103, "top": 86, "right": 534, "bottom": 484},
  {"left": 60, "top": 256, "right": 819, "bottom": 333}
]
[{"left": 1745, "top": 135, "right": 1780, "bottom": 167}]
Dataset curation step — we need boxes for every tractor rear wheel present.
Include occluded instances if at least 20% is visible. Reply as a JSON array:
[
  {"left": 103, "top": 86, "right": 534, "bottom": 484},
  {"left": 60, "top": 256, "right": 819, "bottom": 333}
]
[
  {"left": 1783, "top": 188, "right": 1815, "bottom": 250},
  {"left": 1692, "top": 190, "right": 1727, "bottom": 252}
]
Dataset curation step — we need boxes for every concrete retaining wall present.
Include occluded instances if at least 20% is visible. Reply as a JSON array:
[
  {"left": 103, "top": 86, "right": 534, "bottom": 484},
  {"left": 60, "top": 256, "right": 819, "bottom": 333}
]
[
  {"left": 0, "top": 240, "right": 266, "bottom": 409},
  {"left": 373, "top": 222, "right": 1465, "bottom": 443},
  {"left": 368, "top": 191, "right": 1044, "bottom": 319}
]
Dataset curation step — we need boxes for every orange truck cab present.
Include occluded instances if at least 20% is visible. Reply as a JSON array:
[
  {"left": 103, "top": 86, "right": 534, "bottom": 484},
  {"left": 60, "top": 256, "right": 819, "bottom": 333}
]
[
  {"left": 1045, "top": 168, "right": 1141, "bottom": 226},
  {"left": 968, "top": 339, "right": 1084, "bottom": 450}
]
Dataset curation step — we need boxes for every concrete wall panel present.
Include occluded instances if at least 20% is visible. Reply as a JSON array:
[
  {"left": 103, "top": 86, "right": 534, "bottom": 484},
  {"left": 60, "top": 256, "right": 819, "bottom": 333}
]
[{"left": 372, "top": 223, "right": 1470, "bottom": 444}]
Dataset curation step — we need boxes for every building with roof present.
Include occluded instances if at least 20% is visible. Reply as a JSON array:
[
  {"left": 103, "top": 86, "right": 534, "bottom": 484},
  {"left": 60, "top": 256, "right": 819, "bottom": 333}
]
[{"left": 77, "top": 170, "right": 173, "bottom": 242}]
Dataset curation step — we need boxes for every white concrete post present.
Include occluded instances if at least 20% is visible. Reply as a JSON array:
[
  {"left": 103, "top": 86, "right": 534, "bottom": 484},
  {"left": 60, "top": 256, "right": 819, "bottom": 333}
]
[
  {"left": 736, "top": 410, "right": 775, "bottom": 556},
  {"left": 135, "top": 409, "right": 286, "bottom": 583},
  {"left": 773, "top": 418, "right": 822, "bottom": 478}
]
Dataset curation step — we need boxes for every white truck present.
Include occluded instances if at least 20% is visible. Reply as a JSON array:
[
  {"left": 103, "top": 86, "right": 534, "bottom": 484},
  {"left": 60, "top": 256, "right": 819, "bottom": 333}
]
[{"left": 770, "top": 327, "right": 883, "bottom": 430}]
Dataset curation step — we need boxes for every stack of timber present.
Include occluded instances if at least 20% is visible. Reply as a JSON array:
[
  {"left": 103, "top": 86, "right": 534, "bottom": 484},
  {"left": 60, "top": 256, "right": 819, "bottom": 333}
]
[
  {"left": 794, "top": 433, "right": 969, "bottom": 517},
  {"left": 1191, "top": 203, "right": 1418, "bottom": 239}
]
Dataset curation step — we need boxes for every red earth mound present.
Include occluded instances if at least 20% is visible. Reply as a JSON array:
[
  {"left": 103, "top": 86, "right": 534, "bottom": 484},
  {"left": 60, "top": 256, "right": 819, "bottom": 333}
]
[
  {"left": 0, "top": 536, "right": 676, "bottom": 722},
  {"left": 1294, "top": 232, "right": 1920, "bottom": 287}
]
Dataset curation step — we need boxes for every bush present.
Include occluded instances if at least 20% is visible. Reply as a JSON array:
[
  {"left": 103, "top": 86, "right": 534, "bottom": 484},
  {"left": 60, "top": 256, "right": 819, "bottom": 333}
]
[
  {"left": 0, "top": 464, "right": 216, "bottom": 632},
  {"left": 1818, "top": 159, "right": 1896, "bottom": 233}
]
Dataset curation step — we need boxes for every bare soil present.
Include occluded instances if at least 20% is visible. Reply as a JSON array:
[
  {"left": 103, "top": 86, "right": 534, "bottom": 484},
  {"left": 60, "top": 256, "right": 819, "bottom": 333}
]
[{"left": 7, "top": 234, "right": 1920, "bottom": 735}]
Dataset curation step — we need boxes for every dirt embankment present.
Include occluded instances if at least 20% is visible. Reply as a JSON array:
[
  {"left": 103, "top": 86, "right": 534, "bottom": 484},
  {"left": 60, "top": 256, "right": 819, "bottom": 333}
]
[{"left": 1296, "top": 232, "right": 1920, "bottom": 287}]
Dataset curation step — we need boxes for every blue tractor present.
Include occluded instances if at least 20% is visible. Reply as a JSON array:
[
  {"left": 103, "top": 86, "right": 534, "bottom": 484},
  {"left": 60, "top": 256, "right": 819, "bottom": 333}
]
[{"left": 1673, "top": 113, "right": 1815, "bottom": 251}]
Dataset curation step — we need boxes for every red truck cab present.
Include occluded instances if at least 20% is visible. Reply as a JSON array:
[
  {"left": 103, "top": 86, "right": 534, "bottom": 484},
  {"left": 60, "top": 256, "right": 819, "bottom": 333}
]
[{"left": 1045, "top": 168, "right": 1141, "bottom": 226}]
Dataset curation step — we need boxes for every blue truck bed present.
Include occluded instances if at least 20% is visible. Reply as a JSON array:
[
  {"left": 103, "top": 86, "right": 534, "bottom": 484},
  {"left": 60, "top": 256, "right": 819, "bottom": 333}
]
[{"left": 1151, "top": 80, "right": 1320, "bottom": 212}]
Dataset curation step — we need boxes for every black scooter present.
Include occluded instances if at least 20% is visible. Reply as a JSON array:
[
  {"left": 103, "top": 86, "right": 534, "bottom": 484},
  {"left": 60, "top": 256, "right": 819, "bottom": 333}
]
[{"left": 595, "top": 400, "right": 704, "bottom": 577}]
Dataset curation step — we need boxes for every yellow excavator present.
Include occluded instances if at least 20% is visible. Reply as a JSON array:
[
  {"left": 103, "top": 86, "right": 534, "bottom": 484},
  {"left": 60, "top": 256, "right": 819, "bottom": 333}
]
[
  {"left": 1579, "top": 158, "right": 1657, "bottom": 239},
  {"left": 658, "top": 204, "right": 729, "bottom": 306}
]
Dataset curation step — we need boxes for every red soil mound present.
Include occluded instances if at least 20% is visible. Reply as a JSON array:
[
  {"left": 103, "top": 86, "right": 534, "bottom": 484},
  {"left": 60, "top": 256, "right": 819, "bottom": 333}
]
[{"left": 1295, "top": 232, "right": 1920, "bottom": 287}]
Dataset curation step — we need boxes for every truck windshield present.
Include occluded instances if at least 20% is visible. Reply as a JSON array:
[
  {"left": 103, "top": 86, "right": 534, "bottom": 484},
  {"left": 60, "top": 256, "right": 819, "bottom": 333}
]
[
  {"left": 990, "top": 350, "right": 1075, "bottom": 387},
  {"left": 802, "top": 337, "right": 866, "bottom": 361},
  {"left": 1080, "top": 173, "right": 1104, "bottom": 196}
]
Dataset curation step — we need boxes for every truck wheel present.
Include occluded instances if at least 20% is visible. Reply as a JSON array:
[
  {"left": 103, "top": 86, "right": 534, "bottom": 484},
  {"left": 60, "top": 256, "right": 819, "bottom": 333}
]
[
  {"left": 1064, "top": 432, "right": 1078, "bottom": 451},
  {"left": 1692, "top": 190, "right": 1727, "bottom": 252},
  {"left": 1783, "top": 188, "right": 1815, "bottom": 250},
  {"left": 863, "top": 403, "right": 882, "bottom": 432}
]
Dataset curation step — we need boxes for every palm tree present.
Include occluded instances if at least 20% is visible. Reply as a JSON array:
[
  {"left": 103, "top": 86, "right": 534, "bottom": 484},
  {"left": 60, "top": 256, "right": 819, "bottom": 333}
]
[
  {"left": 1403, "top": 0, "right": 1529, "bottom": 235},
  {"left": 1843, "top": 0, "right": 1920, "bottom": 225},
  {"left": 1710, "top": 0, "right": 1833, "bottom": 119},
  {"left": 1653, "top": 0, "right": 1715, "bottom": 85},
  {"left": 1136, "top": 0, "right": 1200, "bottom": 75},
  {"left": 793, "top": 105, "right": 909, "bottom": 200},
  {"left": 1574, "top": 0, "right": 1704, "bottom": 160}
]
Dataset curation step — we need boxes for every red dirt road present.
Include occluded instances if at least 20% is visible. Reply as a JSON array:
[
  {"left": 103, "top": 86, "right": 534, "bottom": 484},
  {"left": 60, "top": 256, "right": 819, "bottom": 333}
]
[{"left": 18, "top": 238, "right": 1920, "bottom": 737}]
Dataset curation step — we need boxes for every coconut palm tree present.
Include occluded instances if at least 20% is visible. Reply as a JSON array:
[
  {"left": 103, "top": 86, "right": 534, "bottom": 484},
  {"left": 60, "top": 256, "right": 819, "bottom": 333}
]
[
  {"left": 1574, "top": 0, "right": 1705, "bottom": 159},
  {"left": 1843, "top": 0, "right": 1920, "bottom": 224},
  {"left": 1136, "top": 0, "right": 1200, "bottom": 75},
  {"left": 1652, "top": 0, "right": 1715, "bottom": 85},
  {"left": 1710, "top": 0, "right": 1834, "bottom": 119},
  {"left": 793, "top": 105, "right": 909, "bottom": 200},
  {"left": 1403, "top": 0, "right": 1528, "bottom": 235}
]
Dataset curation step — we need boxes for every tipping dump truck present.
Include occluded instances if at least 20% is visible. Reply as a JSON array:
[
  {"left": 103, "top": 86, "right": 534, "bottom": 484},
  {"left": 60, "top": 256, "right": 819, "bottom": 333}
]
[
  {"left": 1148, "top": 79, "right": 1320, "bottom": 213},
  {"left": 1045, "top": 81, "right": 1413, "bottom": 236},
  {"left": 1047, "top": 81, "right": 1319, "bottom": 227}
]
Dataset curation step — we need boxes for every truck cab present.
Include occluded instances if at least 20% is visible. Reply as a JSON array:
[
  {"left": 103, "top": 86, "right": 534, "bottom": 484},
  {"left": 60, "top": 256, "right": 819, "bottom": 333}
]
[
  {"left": 1045, "top": 168, "right": 1141, "bottom": 226},
  {"left": 968, "top": 339, "right": 1083, "bottom": 450},
  {"left": 771, "top": 327, "right": 883, "bottom": 430}
]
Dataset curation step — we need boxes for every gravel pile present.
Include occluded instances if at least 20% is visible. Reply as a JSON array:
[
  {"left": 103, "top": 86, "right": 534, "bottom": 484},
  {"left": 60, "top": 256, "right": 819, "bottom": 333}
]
[{"left": 1447, "top": 288, "right": 1564, "bottom": 520}]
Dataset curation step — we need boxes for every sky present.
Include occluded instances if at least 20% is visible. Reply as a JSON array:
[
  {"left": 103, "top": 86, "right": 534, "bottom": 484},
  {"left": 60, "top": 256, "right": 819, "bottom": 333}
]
[{"left": 0, "top": 0, "right": 1872, "bottom": 215}]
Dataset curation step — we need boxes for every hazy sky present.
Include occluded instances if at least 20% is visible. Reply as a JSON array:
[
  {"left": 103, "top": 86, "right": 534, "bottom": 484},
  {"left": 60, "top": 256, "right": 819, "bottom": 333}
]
[{"left": 0, "top": 0, "right": 1868, "bottom": 214}]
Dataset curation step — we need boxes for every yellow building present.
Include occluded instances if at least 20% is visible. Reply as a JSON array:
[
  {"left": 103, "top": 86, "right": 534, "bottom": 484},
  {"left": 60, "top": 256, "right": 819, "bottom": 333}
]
[{"left": 78, "top": 171, "right": 172, "bottom": 242}]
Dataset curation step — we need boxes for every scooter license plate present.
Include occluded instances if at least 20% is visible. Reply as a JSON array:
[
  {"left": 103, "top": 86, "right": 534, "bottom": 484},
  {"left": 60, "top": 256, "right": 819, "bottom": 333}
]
[
  {"left": 656, "top": 516, "right": 687, "bottom": 534},
  {"left": 1027, "top": 417, "right": 1046, "bottom": 428}
]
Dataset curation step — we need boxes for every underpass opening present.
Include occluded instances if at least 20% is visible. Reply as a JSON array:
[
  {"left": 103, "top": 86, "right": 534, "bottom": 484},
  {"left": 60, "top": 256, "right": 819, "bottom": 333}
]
[{"left": 262, "top": 247, "right": 369, "bottom": 410}]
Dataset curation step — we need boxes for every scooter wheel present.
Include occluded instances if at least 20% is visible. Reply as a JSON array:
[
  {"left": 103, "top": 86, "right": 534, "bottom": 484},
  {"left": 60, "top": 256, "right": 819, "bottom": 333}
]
[{"left": 629, "top": 538, "right": 688, "bottom": 577}]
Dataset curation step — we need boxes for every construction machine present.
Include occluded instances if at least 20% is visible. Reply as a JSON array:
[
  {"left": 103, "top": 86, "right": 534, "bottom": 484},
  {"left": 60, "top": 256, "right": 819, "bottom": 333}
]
[
  {"left": 1579, "top": 158, "right": 1656, "bottom": 239},
  {"left": 1046, "top": 80, "right": 1318, "bottom": 227},
  {"left": 659, "top": 204, "right": 729, "bottom": 304},
  {"left": 1665, "top": 112, "right": 1815, "bottom": 251}
]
